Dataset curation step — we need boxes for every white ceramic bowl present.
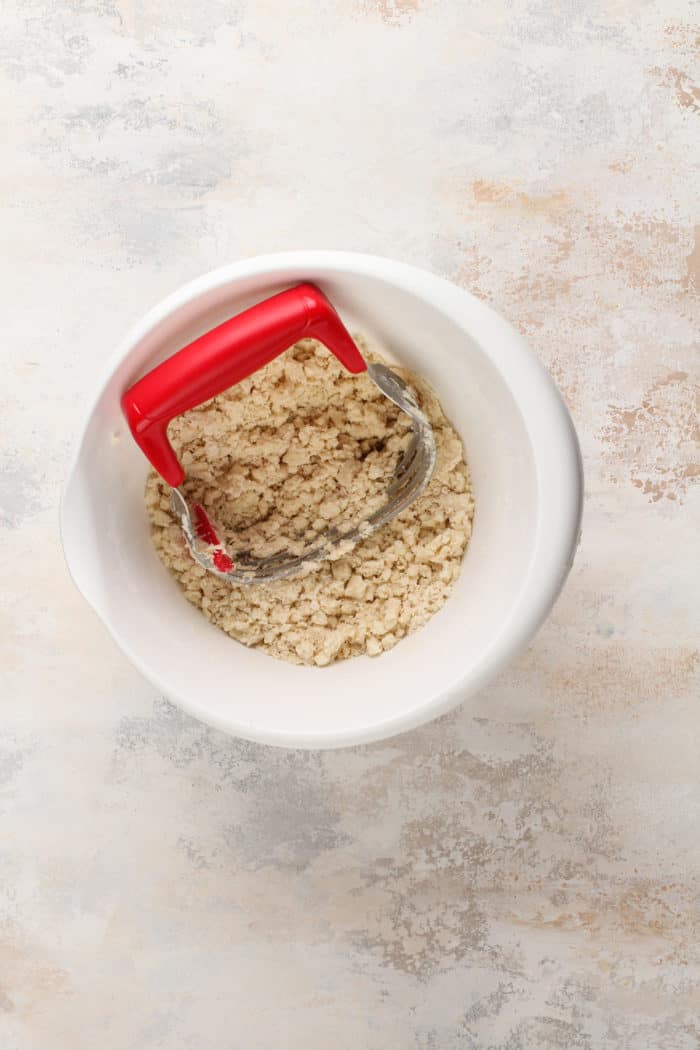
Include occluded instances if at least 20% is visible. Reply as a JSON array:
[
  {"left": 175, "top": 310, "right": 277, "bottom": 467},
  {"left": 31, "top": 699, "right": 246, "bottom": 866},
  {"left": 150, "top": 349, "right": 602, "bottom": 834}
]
[{"left": 61, "top": 251, "right": 582, "bottom": 749}]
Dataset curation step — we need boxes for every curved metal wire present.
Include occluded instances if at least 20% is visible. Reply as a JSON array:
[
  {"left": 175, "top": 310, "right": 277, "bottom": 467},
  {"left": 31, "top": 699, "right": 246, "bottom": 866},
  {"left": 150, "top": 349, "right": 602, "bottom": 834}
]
[{"left": 170, "top": 363, "right": 437, "bottom": 584}]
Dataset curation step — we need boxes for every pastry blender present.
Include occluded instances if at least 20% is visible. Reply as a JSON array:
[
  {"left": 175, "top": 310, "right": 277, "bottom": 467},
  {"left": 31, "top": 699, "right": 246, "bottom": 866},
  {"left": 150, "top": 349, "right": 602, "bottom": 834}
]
[{"left": 122, "top": 284, "right": 436, "bottom": 583}]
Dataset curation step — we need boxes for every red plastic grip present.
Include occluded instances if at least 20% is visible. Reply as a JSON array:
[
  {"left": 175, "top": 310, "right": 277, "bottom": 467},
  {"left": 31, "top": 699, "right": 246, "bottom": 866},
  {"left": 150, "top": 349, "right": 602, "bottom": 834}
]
[{"left": 121, "top": 283, "right": 367, "bottom": 486}]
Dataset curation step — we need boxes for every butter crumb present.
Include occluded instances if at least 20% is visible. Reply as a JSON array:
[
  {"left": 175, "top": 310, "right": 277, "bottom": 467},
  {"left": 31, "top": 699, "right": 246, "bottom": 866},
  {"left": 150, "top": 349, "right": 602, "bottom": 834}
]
[{"left": 145, "top": 338, "right": 474, "bottom": 666}]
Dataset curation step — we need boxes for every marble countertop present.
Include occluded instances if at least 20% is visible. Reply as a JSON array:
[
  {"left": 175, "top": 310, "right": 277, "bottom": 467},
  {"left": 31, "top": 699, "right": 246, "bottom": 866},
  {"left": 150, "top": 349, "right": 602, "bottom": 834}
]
[{"left": 2, "top": 1, "right": 698, "bottom": 1047}]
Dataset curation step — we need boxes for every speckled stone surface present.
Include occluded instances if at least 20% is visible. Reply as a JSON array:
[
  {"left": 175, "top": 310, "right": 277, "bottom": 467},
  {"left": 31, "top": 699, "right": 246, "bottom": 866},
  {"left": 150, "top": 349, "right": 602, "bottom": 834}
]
[{"left": 2, "top": 2, "right": 699, "bottom": 1047}]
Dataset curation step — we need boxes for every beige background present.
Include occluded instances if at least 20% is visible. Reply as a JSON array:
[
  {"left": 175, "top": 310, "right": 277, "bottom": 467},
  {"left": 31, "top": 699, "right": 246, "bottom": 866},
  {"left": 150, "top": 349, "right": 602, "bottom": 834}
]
[{"left": 1, "top": 1, "right": 698, "bottom": 1047}]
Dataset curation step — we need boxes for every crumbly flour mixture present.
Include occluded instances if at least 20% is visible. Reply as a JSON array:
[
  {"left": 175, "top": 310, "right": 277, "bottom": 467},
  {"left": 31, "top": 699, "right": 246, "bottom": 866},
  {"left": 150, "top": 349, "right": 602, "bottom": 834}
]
[{"left": 145, "top": 337, "right": 474, "bottom": 666}]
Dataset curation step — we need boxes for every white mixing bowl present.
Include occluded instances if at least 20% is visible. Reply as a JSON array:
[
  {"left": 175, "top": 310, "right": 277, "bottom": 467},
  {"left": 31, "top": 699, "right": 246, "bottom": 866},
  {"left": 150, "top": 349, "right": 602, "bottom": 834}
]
[{"left": 61, "top": 251, "right": 582, "bottom": 749}]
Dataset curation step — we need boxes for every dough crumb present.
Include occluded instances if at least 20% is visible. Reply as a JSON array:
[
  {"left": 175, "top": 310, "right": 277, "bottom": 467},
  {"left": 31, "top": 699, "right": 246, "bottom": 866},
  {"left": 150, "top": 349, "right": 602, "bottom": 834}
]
[{"left": 145, "top": 337, "right": 475, "bottom": 666}]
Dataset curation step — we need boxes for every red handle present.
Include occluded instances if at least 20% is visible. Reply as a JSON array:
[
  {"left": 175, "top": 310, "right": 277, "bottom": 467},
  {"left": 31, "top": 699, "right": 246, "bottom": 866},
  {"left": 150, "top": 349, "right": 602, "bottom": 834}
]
[{"left": 121, "top": 283, "right": 367, "bottom": 486}]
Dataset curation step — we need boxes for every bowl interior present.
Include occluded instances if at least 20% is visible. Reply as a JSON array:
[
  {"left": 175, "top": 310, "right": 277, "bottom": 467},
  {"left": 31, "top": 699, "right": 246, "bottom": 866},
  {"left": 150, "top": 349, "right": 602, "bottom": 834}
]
[{"left": 63, "top": 263, "right": 541, "bottom": 746}]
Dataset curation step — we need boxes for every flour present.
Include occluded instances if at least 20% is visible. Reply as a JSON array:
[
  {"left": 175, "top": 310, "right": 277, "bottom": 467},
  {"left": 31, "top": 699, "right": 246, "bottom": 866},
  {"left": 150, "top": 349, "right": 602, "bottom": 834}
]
[{"left": 145, "top": 337, "right": 474, "bottom": 666}]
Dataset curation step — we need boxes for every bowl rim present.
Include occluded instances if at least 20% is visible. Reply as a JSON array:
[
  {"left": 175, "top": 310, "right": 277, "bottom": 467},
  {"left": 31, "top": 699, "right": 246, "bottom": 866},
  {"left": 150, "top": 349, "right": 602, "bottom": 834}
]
[{"left": 61, "top": 250, "right": 583, "bottom": 748}]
